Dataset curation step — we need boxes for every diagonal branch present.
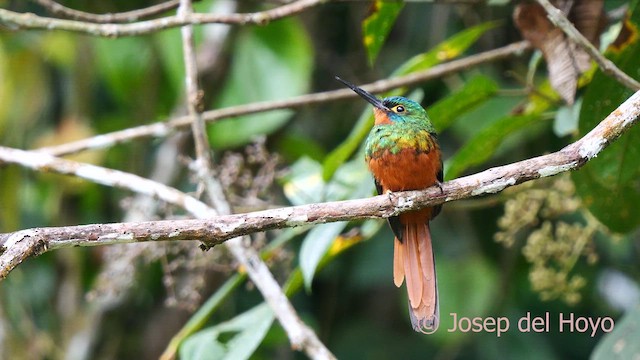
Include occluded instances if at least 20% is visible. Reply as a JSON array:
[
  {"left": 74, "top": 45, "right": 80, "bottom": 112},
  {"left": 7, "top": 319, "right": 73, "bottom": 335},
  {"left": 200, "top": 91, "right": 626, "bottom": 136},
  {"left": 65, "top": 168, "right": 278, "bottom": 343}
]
[
  {"left": 35, "top": 41, "right": 531, "bottom": 157},
  {"left": 2, "top": 89, "right": 640, "bottom": 280},
  {"left": 534, "top": 0, "right": 640, "bottom": 91},
  {"left": 0, "top": 0, "right": 326, "bottom": 37}
]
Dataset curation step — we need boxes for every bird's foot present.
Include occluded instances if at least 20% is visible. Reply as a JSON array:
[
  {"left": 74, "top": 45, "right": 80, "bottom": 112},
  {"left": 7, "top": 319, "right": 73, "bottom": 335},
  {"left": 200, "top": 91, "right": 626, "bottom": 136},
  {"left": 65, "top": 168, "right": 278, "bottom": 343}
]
[
  {"left": 385, "top": 189, "right": 396, "bottom": 203},
  {"left": 435, "top": 181, "right": 444, "bottom": 195}
]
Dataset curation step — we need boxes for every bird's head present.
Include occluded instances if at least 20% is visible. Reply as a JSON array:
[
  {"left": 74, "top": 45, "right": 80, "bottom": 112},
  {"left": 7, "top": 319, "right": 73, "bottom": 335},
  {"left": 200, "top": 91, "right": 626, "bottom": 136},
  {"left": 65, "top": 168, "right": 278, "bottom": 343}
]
[{"left": 336, "top": 77, "right": 433, "bottom": 129}]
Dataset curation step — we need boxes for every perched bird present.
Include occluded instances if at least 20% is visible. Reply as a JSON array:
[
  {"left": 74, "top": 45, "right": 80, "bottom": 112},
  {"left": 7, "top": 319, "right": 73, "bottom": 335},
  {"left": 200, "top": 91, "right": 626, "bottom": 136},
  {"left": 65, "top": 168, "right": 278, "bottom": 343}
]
[{"left": 336, "top": 77, "right": 443, "bottom": 334}]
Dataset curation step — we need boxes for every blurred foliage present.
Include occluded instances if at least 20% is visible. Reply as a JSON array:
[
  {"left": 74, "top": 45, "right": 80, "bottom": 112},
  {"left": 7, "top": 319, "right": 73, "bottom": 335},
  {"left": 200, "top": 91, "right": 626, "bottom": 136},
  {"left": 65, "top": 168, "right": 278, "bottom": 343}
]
[
  {"left": 572, "top": 4, "right": 640, "bottom": 233},
  {"left": 322, "top": 22, "right": 497, "bottom": 180},
  {"left": 209, "top": 18, "right": 313, "bottom": 149},
  {"left": 362, "top": 0, "right": 404, "bottom": 65},
  {"left": 592, "top": 304, "right": 640, "bottom": 360},
  {"left": 495, "top": 175, "right": 597, "bottom": 305},
  {"left": 1, "top": 0, "right": 640, "bottom": 360}
]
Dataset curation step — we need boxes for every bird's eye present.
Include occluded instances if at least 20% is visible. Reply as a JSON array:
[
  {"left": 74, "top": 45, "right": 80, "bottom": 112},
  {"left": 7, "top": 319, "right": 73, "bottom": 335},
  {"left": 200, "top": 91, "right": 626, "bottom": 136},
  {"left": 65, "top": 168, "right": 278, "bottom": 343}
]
[{"left": 393, "top": 105, "right": 405, "bottom": 113}]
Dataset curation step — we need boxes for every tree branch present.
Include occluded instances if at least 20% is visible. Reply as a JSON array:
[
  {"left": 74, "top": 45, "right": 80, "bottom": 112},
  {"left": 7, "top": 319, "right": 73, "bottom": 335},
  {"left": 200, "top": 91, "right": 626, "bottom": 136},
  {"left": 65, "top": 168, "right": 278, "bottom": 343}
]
[
  {"left": 0, "top": 144, "right": 333, "bottom": 357},
  {"left": 34, "top": 40, "right": 531, "bottom": 157},
  {"left": 179, "top": 0, "right": 214, "bottom": 181},
  {"left": 32, "top": 0, "right": 181, "bottom": 23},
  {"left": 178, "top": 0, "right": 225, "bottom": 211},
  {"left": 3, "top": 89, "right": 640, "bottom": 279},
  {"left": 0, "top": 0, "right": 326, "bottom": 36},
  {"left": 176, "top": 3, "right": 336, "bottom": 356},
  {"left": 535, "top": 0, "right": 640, "bottom": 91}
]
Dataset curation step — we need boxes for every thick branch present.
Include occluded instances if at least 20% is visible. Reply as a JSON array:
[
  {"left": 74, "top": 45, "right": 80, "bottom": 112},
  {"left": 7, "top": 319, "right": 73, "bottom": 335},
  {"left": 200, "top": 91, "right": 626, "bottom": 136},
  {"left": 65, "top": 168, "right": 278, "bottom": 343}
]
[
  {"left": 35, "top": 41, "right": 531, "bottom": 157},
  {"left": 0, "top": 0, "right": 325, "bottom": 37},
  {"left": 2, "top": 89, "right": 640, "bottom": 280},
  {"left": 0, "top": 147, "right": 333, "bottom": 357}
]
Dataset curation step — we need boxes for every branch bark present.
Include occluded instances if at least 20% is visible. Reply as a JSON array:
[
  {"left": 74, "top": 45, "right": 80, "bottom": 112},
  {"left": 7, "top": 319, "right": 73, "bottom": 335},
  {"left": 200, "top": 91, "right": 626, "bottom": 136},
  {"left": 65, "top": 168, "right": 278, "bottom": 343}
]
[
  {"left": 175, "top": 2, "right": 336, "bottom": 356},
  {"left": 3, "top": 89, "right": 640, "bottom": 280},
  {"left": 32, "top": 0, "right": 181, "bottom": 23},
  {"left": 34, "top": 40, "right": 531, "bottom": 157},
  {"left": 179, "top": 0, "right": 217, "bottom": 192},
  {"left": 1, "top": 0, "right": 326, "bottom": 36}
]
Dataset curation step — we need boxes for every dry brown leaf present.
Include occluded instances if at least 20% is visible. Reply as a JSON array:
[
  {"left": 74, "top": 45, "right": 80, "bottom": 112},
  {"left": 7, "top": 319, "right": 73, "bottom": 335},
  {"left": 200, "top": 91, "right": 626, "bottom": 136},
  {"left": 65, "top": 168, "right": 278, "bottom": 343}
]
[{"left": 514, "top": 0, "right": 606, "bottom": 105}]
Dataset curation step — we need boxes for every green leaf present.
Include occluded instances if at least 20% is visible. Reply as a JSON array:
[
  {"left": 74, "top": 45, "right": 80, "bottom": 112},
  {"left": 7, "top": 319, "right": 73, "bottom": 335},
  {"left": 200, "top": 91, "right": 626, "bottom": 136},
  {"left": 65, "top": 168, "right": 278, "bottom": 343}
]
[
  {"left": 323, "top": 22, "right": 498, "bottom": 180},
  {"left": 392, "top": 21, "right": 500, "bottom": 77},
  {"left": 553, "top": 98, "right": 582, "bottom": 137},
  {"left": 276, "top": 133, "right": 326, "bottom": 162},
  {"left": 0, "top": 47, "right": 48, "bottom": 144},
  {"left": 209, "top": 18, "right": 313, "bottom": 149},
  {"left": 572, "top": 3, "right": 640, "bottom": 233},
  {"left": 94, "top": 37, "right": 153, "bottom": 106},
  {"left": 300, "top": 222, "right": 348, "bottom": 291},
  {"left": 428, "top": 74, "right": 499, "bottom": 132},
  {"left": 285, "top": 223, "right": 372, "bottom": 297},
  {"left": 155, "top": 29, "right": 185, "bottom": 99},
  {"left": 445, "top": 114, "right": 542, "bottom": 180},
  {"left": 216, "top": 304, "right": 274, "bottom": 360},
  {"left": 163, "top": 274, "right": 244, "bottom": 359},
  {"left": 179, "top": 304, "right": 274, "bottom": 360},
  {"left": 179, "top": 328, "right": 226, "bottom": 360},
  {"left": 286, "top": 157, "right": 373, "bottom": 288},
  {"left": 282, "top": 157, "right": 326, "bottom": 206},
  {"left": 321, "top": 110, "right": 374, "bottom": 181},
  {"left": 0, "top": 166, "right": 20, "bottom": 230},
  {"left": 285, "top": 156, "right": 372, "bottom": 204},
  {"left": 0, "top": 41, "right": 10, "bottom": 138},
  {"left": 591, "top": 305, "right": 640, "bottom": 360},
  {"left": 523, "top": 80, "right": 562, "bottom": 115},
  {"left": 362, "top": 0, "right": 404, "bottom": 65},
  {"left": 431, "top": 256, "right": 499, "bottom": 344},
  {"left": 327, "top": 158, "right": 374, "bottom": 200},
  {"left": 575, "top": 170, "right": 640, "bottom": 233},
  {"left": 38, "top": 32, "right": 76, "bottom": 67}
]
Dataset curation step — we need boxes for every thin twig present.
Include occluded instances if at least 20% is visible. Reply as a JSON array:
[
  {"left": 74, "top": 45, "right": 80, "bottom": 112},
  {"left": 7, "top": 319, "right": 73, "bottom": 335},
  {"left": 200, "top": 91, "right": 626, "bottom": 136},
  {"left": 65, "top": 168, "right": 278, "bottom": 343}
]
[
  {"left": 179, "top": 0, "right": 217, "bottom": 194},
  {"left": 535, "top": 0, "right": 640, "bottom": 91},
  {"left": 35, "top": 41, "right": 531, "bottom": 158},
  {"left": 177, "top": 0, "right": 228, "bottom": 215},
  {"left": 0, "top": 146, "right": 216, "bottom": 216},
  {"left": 179, "top": 0, "right": 206, "bottom": 156},
  {"left": 176, "top": 1, "right": 334, "bottom": 356},
  {"left": 224, "top": 241, "right": 336, "bottom": 359},
  {"left": 77, "top": 3, "right": 234, "bottom": 354},
  {"left": 2, "top": 88, "right": 640, "bottom": 277},
  {"left": 0, "top": 0, "right": 326, "bottom": 36},
  {"left": 32, "top": 0, "right": 181, "bottom": 23}
]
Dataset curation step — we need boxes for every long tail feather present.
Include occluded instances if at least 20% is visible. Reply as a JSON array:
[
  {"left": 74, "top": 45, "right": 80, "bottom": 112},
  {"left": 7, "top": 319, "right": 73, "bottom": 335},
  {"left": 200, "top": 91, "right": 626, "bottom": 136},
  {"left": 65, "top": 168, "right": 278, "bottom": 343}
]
[
  {"left": 394, "top": 222, "right": 439, "bottom": 334},
  {"left": 404, "top": 224, "right": 423, "bottom": 309}
]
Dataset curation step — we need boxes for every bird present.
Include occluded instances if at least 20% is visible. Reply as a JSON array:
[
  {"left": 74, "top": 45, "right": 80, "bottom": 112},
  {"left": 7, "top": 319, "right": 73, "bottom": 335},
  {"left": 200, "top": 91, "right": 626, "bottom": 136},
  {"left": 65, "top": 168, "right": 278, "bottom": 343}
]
[{"left": 336, "top": 76, "right": 443, "bottom": 334}]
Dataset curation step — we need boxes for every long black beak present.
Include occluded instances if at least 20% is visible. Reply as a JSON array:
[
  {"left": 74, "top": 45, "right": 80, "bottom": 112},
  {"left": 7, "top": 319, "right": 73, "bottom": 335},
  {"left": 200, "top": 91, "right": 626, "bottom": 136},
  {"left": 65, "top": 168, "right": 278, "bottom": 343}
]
[{"left": 335, "top": 76, "right": 389, "bottom": 111}]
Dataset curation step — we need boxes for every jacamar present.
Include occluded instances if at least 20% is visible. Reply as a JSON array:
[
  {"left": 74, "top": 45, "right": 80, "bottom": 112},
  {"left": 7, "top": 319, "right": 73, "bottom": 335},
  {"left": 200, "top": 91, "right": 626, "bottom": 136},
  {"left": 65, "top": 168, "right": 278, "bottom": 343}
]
[{"left": 337, "top": 77, "right": 443, "bottom": 334}]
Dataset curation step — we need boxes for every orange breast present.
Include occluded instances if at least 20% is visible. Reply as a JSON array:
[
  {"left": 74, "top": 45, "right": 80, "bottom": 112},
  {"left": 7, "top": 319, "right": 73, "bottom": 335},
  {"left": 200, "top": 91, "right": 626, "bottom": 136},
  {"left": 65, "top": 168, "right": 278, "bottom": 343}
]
[
  {"left": 368, "top": 148, "right": 441, "bottom": 192},
  {"left": 368, "top": 148, "right": 441, "bottom": 223}
]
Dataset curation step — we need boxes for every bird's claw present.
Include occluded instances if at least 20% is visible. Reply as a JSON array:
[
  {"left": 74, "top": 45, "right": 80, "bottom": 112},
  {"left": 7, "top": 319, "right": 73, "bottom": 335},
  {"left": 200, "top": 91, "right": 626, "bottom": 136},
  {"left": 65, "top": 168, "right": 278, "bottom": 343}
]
[
  {"left": 435, "top": 181, "right": 444, "bottom": 194},
  {"left": 386, "top": 189, "right": 396, "bottom": 203}
]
